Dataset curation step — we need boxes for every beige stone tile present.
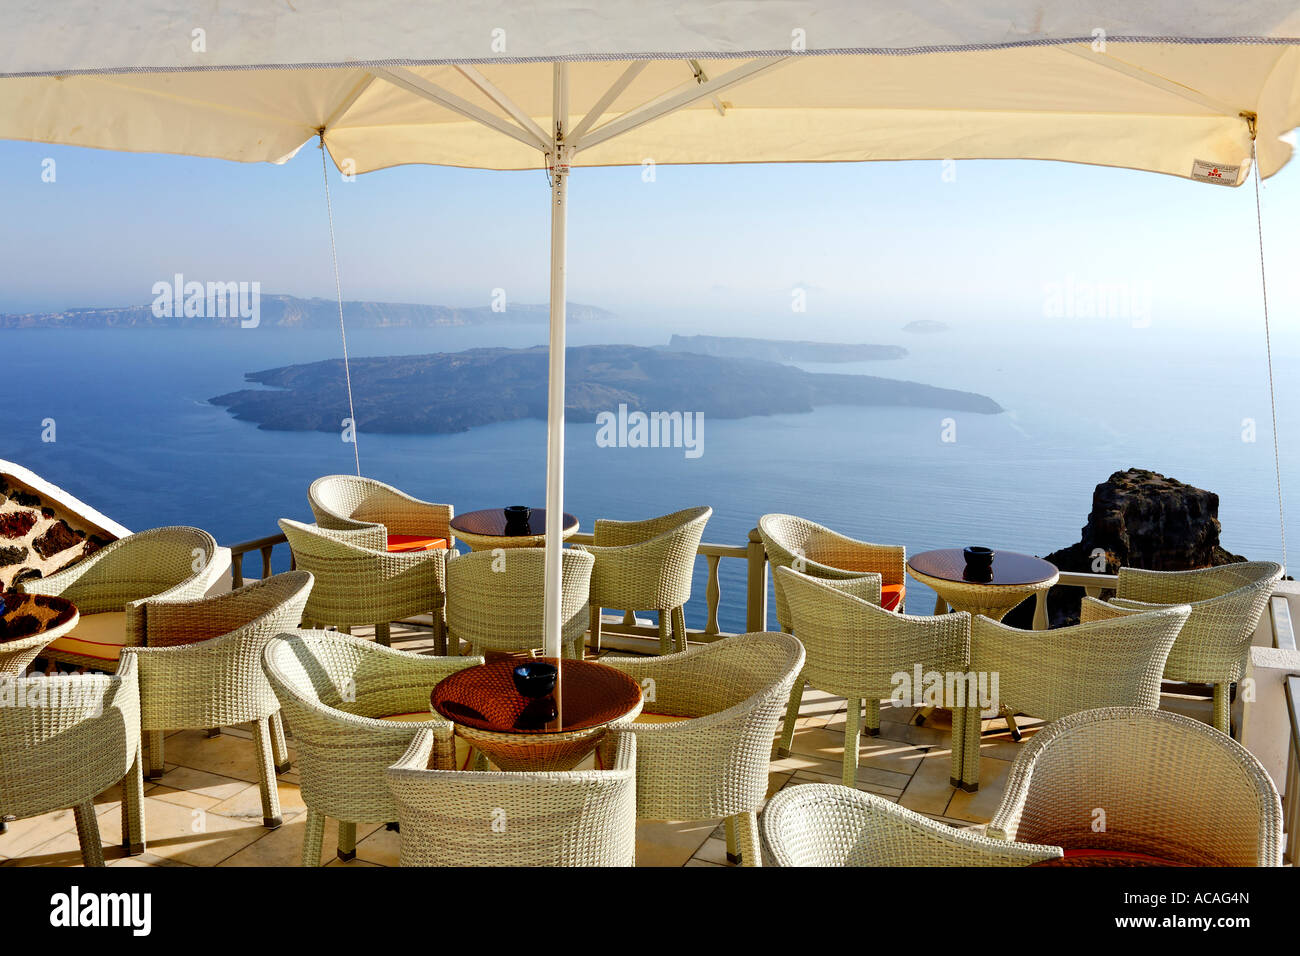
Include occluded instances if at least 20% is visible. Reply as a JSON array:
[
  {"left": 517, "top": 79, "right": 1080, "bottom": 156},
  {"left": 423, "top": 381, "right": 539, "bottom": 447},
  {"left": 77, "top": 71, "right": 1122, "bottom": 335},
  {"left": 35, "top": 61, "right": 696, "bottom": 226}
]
[
  {"left": 355, "top": 824, "right": 401, "bottom": 866},
  {"left": 155, "top": 730, "right": 266, "bottom": 784},
  {"left": 217, "top": 818, "right": 314, "bottom": 867},
  {"left": 945, "top": 755, "right": 1014, "bottom": 824},
  {"left": 0, "top": 808, "right": 78, "bottom": 858},
  {"left": 326, "top": 857, "right": 380, "bottom": 867},
  {"left": 898, "top": 750, "right": 958, "bottom": 817},
  {"left": 784, "top": 769, "right": 903, "bottom": 800},
  {"left": 95, "top": 797, "right": 267, "bottom": 866},
  {"left": 684, "top": 858, "right": 725, "bottom": 867},
  {"left": 207, "top": 778, "right": 307, "bottom": 824},
  {"left": 147, "top": 766, "right": 252, "bottom": 810},
  {"left": 109, "top": 852, "right": 190, "bottom": 867},
  {"left": 692, "top": 837, "right": 734, "bottom": 866},
  {"left": 771, "top": 748, "right": 912, "bottom": 793},
  {"left": 634, "top": 819, "right": 716, "bottom": 867}
]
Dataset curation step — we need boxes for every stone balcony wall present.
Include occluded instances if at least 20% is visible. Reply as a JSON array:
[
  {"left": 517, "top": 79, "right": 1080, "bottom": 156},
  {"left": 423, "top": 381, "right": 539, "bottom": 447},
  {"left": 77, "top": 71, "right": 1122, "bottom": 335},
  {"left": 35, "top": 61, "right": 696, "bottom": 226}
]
[{"left": 0, "top": 477, "right": 116, "bottom": 589}]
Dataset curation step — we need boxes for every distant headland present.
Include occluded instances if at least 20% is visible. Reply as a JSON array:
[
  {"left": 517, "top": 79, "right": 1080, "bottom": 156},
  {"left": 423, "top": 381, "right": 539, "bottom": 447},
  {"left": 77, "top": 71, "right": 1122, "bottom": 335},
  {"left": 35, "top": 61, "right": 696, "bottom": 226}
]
[{"left": 666, "top": 334, "right": 906, "bottom": 362}]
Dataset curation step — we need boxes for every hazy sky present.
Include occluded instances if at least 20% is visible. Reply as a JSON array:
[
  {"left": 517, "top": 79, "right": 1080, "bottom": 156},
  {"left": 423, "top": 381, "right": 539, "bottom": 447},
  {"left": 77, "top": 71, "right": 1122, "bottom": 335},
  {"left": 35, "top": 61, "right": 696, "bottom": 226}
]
[{"left": 1, "top": 135, "right": 1297, "bottom": 335}]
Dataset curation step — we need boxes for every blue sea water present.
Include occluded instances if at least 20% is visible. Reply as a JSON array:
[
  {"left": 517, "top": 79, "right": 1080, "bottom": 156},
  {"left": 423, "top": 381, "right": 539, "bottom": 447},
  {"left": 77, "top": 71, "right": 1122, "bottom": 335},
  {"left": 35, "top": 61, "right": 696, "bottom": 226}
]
[{"left": 1, "top": 316, "right": 1296, "bottom": 631}]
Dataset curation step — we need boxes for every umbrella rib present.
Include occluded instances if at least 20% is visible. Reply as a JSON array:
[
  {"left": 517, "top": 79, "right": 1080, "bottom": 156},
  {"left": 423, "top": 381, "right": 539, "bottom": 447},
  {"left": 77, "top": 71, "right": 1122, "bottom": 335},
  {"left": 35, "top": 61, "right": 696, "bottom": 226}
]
[
  {"left": 454, "top": 64, "right": 550, "bottom": 149},
  {"left": 321, "top": 75, "right": 377, "bottom": 131},
  {"left": 369, "top": 66, "right": 547, "bottom": 152},
  {"left": 576, "top": 56, "right": 789, "bottom": 152},
  {"left": 569, "top": 61, "right": 649, "bottom": 143},
  {"left": 1057, "top": 46, "right": 1241, "bottom": 117}
]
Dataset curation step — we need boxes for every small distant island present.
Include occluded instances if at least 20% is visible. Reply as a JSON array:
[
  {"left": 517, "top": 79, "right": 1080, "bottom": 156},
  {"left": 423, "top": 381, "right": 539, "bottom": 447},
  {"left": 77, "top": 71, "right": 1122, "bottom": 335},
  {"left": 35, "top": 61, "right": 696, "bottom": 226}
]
[
  {"left": 902, "top": 320, "right": 949, "bottom": 334},
  {"left": 209, "top": 344, "right": 1002, "bottom": 434},
  {"left": 667, "top": 334, "right": 906, "bottom": 362},
  {"left": 0, "top": 294, "right": 613, "bottom": 330}
]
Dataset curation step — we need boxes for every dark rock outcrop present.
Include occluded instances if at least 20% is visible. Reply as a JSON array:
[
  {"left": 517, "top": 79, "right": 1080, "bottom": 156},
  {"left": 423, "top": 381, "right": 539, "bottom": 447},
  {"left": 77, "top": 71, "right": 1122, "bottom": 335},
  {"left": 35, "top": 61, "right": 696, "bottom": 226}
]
[
  {"left": 32, "top": 520, "right": 84, "bottom": 559},
  {"left": 1005, "top": 469, "right": 1246, "bottom": 628}
]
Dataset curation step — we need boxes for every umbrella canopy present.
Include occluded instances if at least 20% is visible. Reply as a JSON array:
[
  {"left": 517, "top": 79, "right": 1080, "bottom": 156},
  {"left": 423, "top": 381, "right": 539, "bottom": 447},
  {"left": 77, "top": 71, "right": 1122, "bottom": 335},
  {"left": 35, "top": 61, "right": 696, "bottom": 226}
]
[{"left": 4, "top": 1, "right": 1299, "bottom": 654}]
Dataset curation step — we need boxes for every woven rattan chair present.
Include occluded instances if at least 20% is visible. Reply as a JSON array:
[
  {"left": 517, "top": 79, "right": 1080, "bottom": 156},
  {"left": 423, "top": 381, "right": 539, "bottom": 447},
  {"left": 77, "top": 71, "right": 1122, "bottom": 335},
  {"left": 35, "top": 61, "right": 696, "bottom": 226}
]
[
  {"left": 308, "top": 474, "right": 455, "bottom": 553},
  {"left": 119, "top": 570, "right": 312, "bottom": 830},
  {"left": 582, "top": 506, "right": 711, "bottom": 655},
  {"left": 758, "top": 514, "right": 906, "bottom": 632},
  {"left": 955, "top": 605, "right": 1191, "bottom": 791},
  {"left": 988, "top": 707, "right": 1283, "bottom": 866},
  {"left": 386, "top": 726, "right": 637, "bottom": 865},
  {"left": 761, "top": 782, "right": 1062, "bottom": 866},
  {"left": 279, "top": 518, "right": 452, "bottom": 653},
  {"left": 0, "top": 655, "right": 146, "bottom": 863},
  {"left": 445, "top": 546, "right": 592, "bottom": 659},
  {"left": 262, "top": 629, "right": 482, "bottom": 866},
  {"left": 18, "top": 526, "right": 229, "bottom": 671},
  {"left": 774, "top": 566, "right": 970, "bottom": 788},
  {"left": 599, "top": 632, "right": 804, "bottom": 866},
  {"left": 1084, "top": 562, "right": 1282, "bottom": 736}
]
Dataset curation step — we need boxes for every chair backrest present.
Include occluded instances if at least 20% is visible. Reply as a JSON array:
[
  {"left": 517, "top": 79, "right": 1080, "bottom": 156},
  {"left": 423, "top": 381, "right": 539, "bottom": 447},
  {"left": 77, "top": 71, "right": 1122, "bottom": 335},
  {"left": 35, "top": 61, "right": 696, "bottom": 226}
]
[
  {"left": 0, "top": 655, "right": 141, "bottom": 820},
  {"left": 142, "top": 569, "right": 313, "bottom": 647},
  {"left": 758, "top": 513, "right": 904, "bottom": 632},
  {"left": 761, "top": 782, "right": 1062, "bottom": 866},
  {"left": 309, "top": 474, "right": 389, "bottom": 531},
  {"left": 776, "top": 566, "right": 969, "bottom": 700},
  {"left": 386, "top": 727, "right": 637, "bottom": 866},
  {"left": 970, "top": 605, "right": 1190, "bottom": 722},
  {"left": 445, "top": 547, "right": 592, "bottom": 654},
  {"left": 1114, "top": 561, "right": 1283, "bottom": 684},
  {"left": 989, "top": 707, "right": 1283, "bottom": 866},
  {"left": 588, "top": 506, "right": 711, "bottom": 610}
]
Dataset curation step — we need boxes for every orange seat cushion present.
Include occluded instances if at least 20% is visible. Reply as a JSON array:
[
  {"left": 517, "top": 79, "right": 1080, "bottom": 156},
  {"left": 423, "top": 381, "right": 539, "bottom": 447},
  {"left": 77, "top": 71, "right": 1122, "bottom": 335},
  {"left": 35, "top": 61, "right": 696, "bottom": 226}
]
[
  {"left": 386, "top": 534, "right": 449, "bottom": 553},
  {"left": 46, "top": 611, "right": 128, "bottom": 663},
  {"left": 881, "top": 584, "right": 905, "bottom": 612}
]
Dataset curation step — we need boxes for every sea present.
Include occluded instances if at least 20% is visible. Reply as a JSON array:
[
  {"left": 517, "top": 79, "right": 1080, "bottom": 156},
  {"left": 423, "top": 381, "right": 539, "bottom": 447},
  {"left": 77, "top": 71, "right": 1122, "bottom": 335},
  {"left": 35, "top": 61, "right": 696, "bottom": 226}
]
[{"left": 2, "top": 314, "right": 1296, "bottom": 631}]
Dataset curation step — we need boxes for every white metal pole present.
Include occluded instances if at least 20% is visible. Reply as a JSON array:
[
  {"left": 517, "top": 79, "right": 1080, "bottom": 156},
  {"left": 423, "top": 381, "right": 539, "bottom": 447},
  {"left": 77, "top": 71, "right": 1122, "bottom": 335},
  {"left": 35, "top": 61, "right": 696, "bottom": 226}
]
[{"left": 542, "top": 63, "right": 570, "bottom": 660}]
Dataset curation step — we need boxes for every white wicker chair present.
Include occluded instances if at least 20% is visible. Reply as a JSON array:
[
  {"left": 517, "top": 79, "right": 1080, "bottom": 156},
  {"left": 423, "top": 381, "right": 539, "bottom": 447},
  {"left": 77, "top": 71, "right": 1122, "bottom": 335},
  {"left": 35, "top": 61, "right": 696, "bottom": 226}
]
[
  {"left": 308, "top": 474, "right": 455, "bottom": 552},
  {"left": 444, "top": 546, "right": 592, "bottom": 659},
  {"left": 120, "top": 570, "right": 312, "bottom": 829},
  {"left": 280, "top": 518, "right": 452, "bottom": 653},
  {"left": 262, "top": 629, "right": 482, "bottom": 865},
  {"left": 956, "top": 605, "right": 1191, "bottom": 791},
  {"left": 762, "top": 783, "right": 1062, "bottom": 866},
  {"left": 988, "top": 707, "right": 1283, "bottom": 866},
  {"left": 386, "top": 727, "right": 637, "bottom": 866},
  {"left": 18, "top": 526, "right": 229, "bottom": 671},
  {"left": 582, "top": 506, "right": 711, "bottom": 654},
  {"left": 0, "top": 655, "right": 146, "bottom": 863},
  {"left": 599, "top": 632, "right": 805, "bottom": 866}
]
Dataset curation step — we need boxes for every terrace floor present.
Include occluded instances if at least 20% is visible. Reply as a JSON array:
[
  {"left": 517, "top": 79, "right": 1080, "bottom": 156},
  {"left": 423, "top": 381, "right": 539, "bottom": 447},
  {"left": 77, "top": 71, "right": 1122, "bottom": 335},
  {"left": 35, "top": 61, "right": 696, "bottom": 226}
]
[{"left": 0, "top": 622, "right": 1216, "bottom": 868}]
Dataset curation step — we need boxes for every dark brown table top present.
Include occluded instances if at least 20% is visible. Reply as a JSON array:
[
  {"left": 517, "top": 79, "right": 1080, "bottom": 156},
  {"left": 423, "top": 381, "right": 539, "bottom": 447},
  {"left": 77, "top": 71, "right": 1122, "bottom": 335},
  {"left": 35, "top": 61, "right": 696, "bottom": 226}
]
[
  {"left": 450, "top": 508, "right": 578, "bottom": 538},
  {"left": 431, "top": 658, "right": 642, "bottom": 735},
  {"left": 907, "top": 549, "right": 1058, "bottom": 587},
  {"left": 0, "top": 592, "right": 77, "bottom": 644}
]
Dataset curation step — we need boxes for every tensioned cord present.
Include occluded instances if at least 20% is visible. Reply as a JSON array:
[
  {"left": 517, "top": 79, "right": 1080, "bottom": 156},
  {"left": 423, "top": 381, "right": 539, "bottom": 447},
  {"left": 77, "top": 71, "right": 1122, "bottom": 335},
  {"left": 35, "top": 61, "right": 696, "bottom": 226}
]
[
  {"left": 319, "top": 132, "right": 361, "bottom": 477},
  {"left": 1251, "top": 137, "right": 1286, "bottom": 572}
]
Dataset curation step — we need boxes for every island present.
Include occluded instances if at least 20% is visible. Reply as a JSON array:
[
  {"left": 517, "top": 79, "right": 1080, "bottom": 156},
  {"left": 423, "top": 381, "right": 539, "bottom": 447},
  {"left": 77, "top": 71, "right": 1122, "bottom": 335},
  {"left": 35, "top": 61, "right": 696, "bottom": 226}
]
[
  {"left": 667, "top": 334, "right": 906, "bottom": 362},
  {"left": 209, "top": 344, "right": 1002, "bottom": 434}
]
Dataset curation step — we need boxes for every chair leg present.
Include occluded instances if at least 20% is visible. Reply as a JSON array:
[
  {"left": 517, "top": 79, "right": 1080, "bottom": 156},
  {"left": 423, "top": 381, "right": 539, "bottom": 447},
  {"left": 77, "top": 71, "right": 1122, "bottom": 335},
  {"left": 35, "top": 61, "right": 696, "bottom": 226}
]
[
  {"left": 204, "top": 728, "right": 221, "bottom": 738},
  {"left": 671, "top": 606, "right": 688, "bottom": 654},
  {"left": 950, "top": 707, "right": 966, "bottom": 789},
  {"left": 842, "top": 697, "right": 861, "bottom": 788},
  {"left": 302, "top": 808, "right": 326, "bottom": 866},
  {"left": 120, "top": 744, "right": 146, "bottom": 855},
  {"left": 863, "top": 698, "right": 880, "bottom": 737},
  {"left": 251, "top": 717, "right": 283, "bottom": 829},
  {"left": 337, "top": 821, "right": 357, "bottom": 862},
  {"left": 146, "top": 729, "right": 165, "bottom": 780},
  {"left": 959, "top": 706, "right": 982, "bottom": 792},
  {"left": 74, "top": 799, "right": 106, "bottom": 867},
  {"left": 269, "top": 710, "right": 291, "bottom": 774},
  {"left": 724, "top": 816, "right": 739, "bottom": 864},
  {"left": 735, "top": 811, "right": 762, "bottom": 868},
  {"left": 776, "top": 676, "right": 804, "bottom": 759},
  {"left": 432, "top": 612, "right": 447, "bottom": 656},
  {"left": 375, "top": 621, "right": 391, "bottom": 648},
  {"left": 1003, "top": 708, "right": 1022, "bottom": 742},
  {"left": 1212, "top": 683, "right": 1232, "bottom": 736},
  {"left": 589, "top": 606, "right": 602, "bottom": 654},
  {"left": 657, "top": 613, "right": 672, "bottom": 655}
]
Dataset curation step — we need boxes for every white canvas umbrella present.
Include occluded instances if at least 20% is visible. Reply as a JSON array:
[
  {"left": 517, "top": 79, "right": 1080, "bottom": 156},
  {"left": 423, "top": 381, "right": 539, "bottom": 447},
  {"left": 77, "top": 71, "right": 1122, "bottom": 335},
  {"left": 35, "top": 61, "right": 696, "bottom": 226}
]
[{"left": 3, "top": 1, "right": 1298, "bottom": 655}]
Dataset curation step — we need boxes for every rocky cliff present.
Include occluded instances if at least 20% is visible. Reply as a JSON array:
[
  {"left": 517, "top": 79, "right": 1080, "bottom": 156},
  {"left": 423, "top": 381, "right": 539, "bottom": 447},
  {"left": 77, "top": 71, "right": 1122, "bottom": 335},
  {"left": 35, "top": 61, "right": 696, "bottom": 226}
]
[{"left": 1004, "top": 468, "right": 1246, "bottom": 628}]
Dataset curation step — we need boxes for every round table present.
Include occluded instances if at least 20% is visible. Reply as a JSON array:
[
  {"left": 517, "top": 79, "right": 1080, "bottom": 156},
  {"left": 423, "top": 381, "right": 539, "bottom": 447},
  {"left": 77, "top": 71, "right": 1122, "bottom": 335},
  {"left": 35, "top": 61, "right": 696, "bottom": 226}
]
[
  {"left": 0, "top": 592, "right": 79, "bottom": 676},
  {"left": 906, "top": 549, "right": 1058, "bottom": 739},
  {"left": 449, "top": 508, "right": 579, "bottom": 552},
  {"left": 906, "top": 548, "right": 1059, "bottom": 621},
  {"left": 431, "top": 658, "right": 642, "bottom": 771}
]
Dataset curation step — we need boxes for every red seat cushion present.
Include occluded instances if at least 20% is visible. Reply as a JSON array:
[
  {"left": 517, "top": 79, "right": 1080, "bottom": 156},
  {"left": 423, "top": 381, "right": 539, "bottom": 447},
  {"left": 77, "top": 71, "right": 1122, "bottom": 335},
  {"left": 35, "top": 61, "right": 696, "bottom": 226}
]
[
  {"left": 881, "top": 584, "right": 905, "bottom": 612},
  {"left": 386, "top": 534, "right": 449, "bottom": 553}
]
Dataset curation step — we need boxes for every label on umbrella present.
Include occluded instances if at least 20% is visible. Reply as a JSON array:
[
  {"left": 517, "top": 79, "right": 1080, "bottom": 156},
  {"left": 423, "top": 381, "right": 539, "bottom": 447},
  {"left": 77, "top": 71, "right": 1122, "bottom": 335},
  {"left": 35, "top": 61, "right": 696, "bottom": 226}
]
[{"left": 1190, "top": 160, "right": 1241, "bottom": 186}]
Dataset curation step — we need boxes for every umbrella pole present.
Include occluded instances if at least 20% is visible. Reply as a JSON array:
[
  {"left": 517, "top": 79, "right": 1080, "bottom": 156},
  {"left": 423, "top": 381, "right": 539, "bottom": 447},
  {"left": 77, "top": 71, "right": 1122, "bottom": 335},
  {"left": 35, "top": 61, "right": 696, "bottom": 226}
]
[{"left": 542, "top": 64, "right": 571, "bottom": 661}]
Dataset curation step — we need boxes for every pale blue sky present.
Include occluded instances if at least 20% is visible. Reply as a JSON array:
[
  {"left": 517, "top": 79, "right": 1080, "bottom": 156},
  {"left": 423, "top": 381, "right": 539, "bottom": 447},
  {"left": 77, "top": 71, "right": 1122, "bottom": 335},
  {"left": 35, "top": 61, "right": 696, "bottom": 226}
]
[{"left": 0, "top": 137, "right": 1297, "bottom": 336}]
